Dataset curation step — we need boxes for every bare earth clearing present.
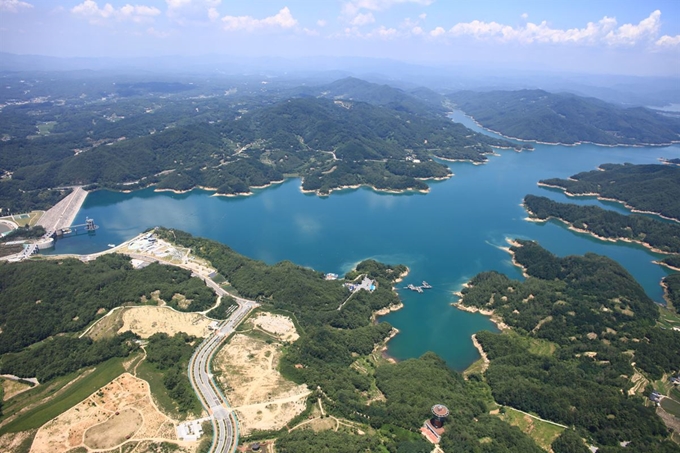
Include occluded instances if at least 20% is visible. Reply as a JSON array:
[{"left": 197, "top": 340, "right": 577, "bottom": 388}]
[
  {"left": 30, "top": 373, "right": 194, "bottom": 453},
  {"left": 0, "top": 430, "right": 36, "bottom": 453},
  {"left": 252, "top": 313, "right": 299, "bottom": 343},
  {"left": 214, "top": 313, "right": 309, "bottom": 435},
  {"left": 1, "top": 377, "right": 33, "bottom": 400},
  {"left": 117, "top": 306, "right": 213, "bottom": 339}
]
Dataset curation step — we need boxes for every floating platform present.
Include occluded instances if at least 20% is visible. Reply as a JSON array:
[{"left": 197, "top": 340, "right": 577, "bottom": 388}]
[{"left": 405, "top": 281, "right": 432, "bottom": 293}]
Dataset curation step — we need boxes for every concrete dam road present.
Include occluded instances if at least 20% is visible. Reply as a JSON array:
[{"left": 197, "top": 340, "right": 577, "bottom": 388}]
[{"left": 188, "top": 299, "right": 257, "bottom": 453}]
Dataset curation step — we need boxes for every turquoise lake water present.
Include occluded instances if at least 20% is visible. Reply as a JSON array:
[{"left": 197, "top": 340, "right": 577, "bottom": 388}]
[{"left": 49, "top": 111, "right": 680, "bottom": 371}]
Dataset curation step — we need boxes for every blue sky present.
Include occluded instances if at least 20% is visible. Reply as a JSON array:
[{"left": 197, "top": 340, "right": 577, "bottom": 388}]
[{"left": 1, "top": 0, "right": 679, "bottom": 75}]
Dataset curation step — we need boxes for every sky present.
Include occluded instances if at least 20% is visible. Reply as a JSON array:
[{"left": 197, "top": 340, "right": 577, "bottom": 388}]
[{"left": 1, "top": 0, "right": 680, "bottom": 76}]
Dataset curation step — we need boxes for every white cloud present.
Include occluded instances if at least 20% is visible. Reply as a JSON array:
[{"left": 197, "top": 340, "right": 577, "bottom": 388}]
[
  {"left": 166, "top": 0, "right": 220, "bottom": 23},
  {"left": 419, "top": 13, "right": 426, "bottom": 20},
  {"left": 342, "top": 0, "right": 433, "bottom": 17},
  {"left": 411, "top": 26, "right": 423, "bottom": 35},
  {"left": 317, "top": 19, "right": 327, "bottom": 27},
  {"left": 208, "top": 7, "right": 219, "bottom": 21},
  {"left": 350, "top": 12, "right": 375, "bottom": 26},
  {"left": 604, "top": 9, "right": 660, "bottom": 45},
  {"left": 72, "top": 1, "right": 161, "bottom": 23},
  {"left": 147, "top": 26, "right": 170, "bottom": 37},
  {"left": 222, "top": 7, "right": 297, "bottom": 31},
  {"left": 166, "top": 0, "right": 191, "bottom": 8},
  {"left": 429, "top": 26, "right": 445, "bottom": 37},
  {"left": 166, "top": 0, "right": 220, "bottom": 8},
  {"left": 433, "top": 10, "right": 667, "bottom": 47},
  {"left": 0, "top": 0, "right": 33, "bottom": 12},
  {"left": 521, "top": 12, "right": 528, "bottom": 20},
  {"left": 656, "top": 34, "right": 680, "bottom": 47},
  {"left": 373, "top": 25, "right": 397, "bottom": 38}
]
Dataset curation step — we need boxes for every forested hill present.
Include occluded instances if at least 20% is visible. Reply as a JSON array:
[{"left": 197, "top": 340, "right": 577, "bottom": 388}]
[
  {"left": 459, "top": 240, "right": 680, "bottom": 451},
  {"left": 523, "top": 194, "right": 680, "bottom": 254},
  {"left": 155, "top": 228, "right": 549, "bottom": 452},
  {"left": 290, "top": 76, "right": 445, "bottom": 117},
  {"left": 3, "top": 95, "right": 524, "bottom": 211},
  {"left": 539, "top": 163, "right": 680, "bottom": 220},
  {"left": 449, "top": 89, "right": 680, "bottom": 145}
]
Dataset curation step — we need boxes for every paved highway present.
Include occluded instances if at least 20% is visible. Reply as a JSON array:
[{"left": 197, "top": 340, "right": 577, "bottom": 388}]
[
  {"left": 51, "top": 240, "right": 258, "bottom": 452},
  {"left": 187, "top": 284, "right": 257, "bottom": 453}
]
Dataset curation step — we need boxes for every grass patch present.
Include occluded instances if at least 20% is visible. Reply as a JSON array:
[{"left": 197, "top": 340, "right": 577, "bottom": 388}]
[
  {"left": 463, "top": 358, "right": 487, "bottom": 377},
  {"left": 0, "top": 358, "right": 125, "bottom": 434},
  {"left": 661, "top": 397, "right": 680, "bottom": 418},
  {"left": 497, "top": 407, "right": 564, "bottom": 451},
  {"left": 211, "top": 273, "right": 226, "bottom": 285},
  {"left": 671, "top": 387, "right": 680, "bottom": 401},
  {"left": 503, "top": 331, "right": 557, "bottom": 356},
  {"left": 134, "top": 360, "right": 187, "bottom": 420},
  {"left": 6, "top": 211, "right": 42, "bottom": 227},
  {"left": 652, "top": 375, "right": 673, "bottom": 396},
  {"left": 658, "top": 306, "right": 680, "bottom": 330},
  {"left": 86, "top": 308, "right": 127, "bottom": 341},
  {"left": 36, "top": 121, "right": 56, "bottom": 135}
]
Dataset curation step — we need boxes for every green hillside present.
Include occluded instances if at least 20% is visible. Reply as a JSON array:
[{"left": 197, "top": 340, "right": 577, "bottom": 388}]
[{"left": 449, "top": 89, "right": 680, "bottom": 145}]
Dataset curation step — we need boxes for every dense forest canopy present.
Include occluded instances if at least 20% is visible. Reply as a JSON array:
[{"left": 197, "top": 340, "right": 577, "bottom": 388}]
[
  {"left": 523, "top": 194, "right": 680, "bottom": 253},
  {"left": 449, "top": 89, "right": 680, "bottom": 145},
  {"left": 459, "top": 240, "right": 680, "bottom": 451},
  {"left": 539, "top": 163, "right": 680, "bottom": 220},
  {"left": 156, "top": 229, "right": 551, "bottom": 451},
  {"left": 0, "top": 253, "right": 215, "bottom": 353},
  {"left": 0, "top": 76, "right": 530, "bottom": 213}
]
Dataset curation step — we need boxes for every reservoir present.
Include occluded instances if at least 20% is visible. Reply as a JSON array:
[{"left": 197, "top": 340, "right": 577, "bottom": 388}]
[{"left": 50, "top": 112, "right": 680, "bottom": 371}]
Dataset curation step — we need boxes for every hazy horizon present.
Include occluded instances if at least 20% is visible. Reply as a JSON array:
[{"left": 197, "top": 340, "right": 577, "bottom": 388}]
[{"left": 1, "top": 0, "right": 680, "bottom": 77}]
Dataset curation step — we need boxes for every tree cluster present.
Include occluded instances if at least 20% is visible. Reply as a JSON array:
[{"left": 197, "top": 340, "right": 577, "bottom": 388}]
[
  {"left": 0, "top": 253, "right": 215, "bottom": 353},
  {"left": 459, "top": 240, "right": 680, "bottom": 450},
  {"left": 540, "top": 163, "right": 680, "bottom": 220},
  {"left": 145, "top": 332, "right": 200, "bottom": 414},
  {"left": 449, "top": 89, "right": 680, "bottom": 145},
  {"left": 524, "top": 194, "right": 680, "bottom": 253}
]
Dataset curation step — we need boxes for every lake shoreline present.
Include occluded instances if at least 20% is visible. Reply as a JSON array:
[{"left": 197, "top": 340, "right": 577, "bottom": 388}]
[
  {"left": 373, "top": 266, "right": 410, "bottom": 364},
  {"left": 536, "top": 182, "right": 680, "bottom": 223},
  {"left": 454, "top": 111, "right": 680, "bottom": 148},
  {"left": 523, "top": 207, "right": 677, "bottom": 256}
]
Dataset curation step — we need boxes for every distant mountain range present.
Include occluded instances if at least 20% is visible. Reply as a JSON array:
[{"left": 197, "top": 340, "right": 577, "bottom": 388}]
[
  {"left": 287, "top": 77, "right": 445, "bottom": 117},
  {"left": 449, "top": 89, "right": 680, "bottom": 145}
]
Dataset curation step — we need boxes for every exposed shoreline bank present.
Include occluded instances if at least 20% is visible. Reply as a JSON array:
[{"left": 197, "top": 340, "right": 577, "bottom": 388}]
[
  {"left": 523, "top": 207, "right": 677, "bottom": 256},
  {"left": 373, "top": 267, "right": 410, "bottom": 364},
  {"left": 452, "top": 279, "right": 510, "bottom": 332},
  {"left": 661, "top": 279, "right": 674, "bottom": 310},
  {"left": 536, "top": 182, "right": 680, "bottom": 224}
]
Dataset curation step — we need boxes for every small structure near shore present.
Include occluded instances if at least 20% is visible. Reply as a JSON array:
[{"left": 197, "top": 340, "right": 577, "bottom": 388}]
[
  {"left": 421, "top": 404, "right": 449, "bottom": 444},
  {"left": 344, "top": 276, "right": 376, "bottom": 293}
]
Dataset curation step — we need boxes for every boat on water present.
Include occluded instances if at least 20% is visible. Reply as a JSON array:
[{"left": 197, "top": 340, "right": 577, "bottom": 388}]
[
  {"left": 422, "top": 281, "right": 432, "bottom": 289},
  {"left": 108, "top": 243, "right": 116, "bottom": 247}
]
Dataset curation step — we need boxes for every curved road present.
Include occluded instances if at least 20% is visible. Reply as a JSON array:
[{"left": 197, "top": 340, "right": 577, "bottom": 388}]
[
  {"left": 124, "top": 250, "right": 258, "bottom": 452},
  {"left": 187, "top": 281, "right": 257, "bottom": 453},
  {"left": 45, "top": 240, "right": 258, "bottom": 453}
]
